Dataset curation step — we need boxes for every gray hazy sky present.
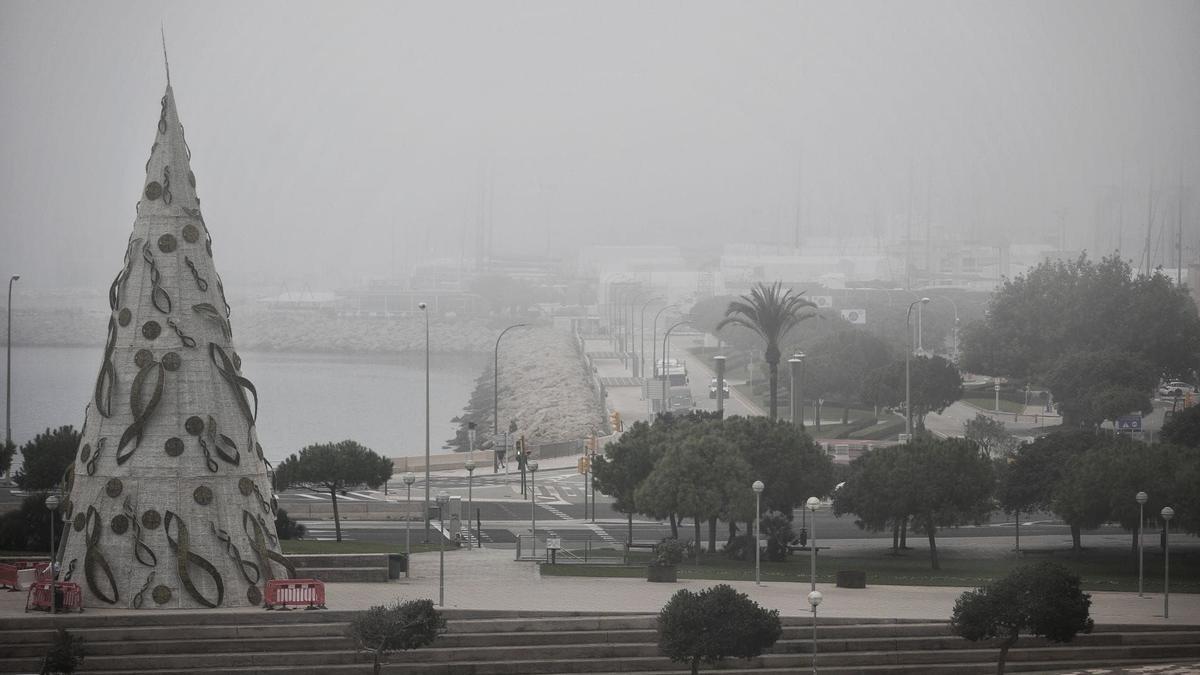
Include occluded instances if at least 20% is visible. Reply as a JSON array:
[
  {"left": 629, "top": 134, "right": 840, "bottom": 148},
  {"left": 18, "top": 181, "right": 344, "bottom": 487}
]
[{"left": 2, "top": 0, "right": 1198, "bottom": 292}]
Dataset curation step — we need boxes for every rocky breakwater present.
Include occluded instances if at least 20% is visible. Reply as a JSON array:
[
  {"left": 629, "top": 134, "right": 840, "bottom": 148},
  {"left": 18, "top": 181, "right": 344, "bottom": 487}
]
[{"left": 450, "top": 325, "right": 604, "bottom": 451}]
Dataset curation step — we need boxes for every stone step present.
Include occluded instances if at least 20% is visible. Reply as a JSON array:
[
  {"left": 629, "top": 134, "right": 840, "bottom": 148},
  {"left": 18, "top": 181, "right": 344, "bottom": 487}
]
[
  {"left": 0, "top": 635, "right": 353, "bottom": 659},
  {"left": 293, "top": 567, "right": 389, "bottom": 583},
  {"left": 0, "top": 621, "right": 347, "bottom": 647},
  {"left": 287, "top": 553, "right": 394, "bottom": 568}
]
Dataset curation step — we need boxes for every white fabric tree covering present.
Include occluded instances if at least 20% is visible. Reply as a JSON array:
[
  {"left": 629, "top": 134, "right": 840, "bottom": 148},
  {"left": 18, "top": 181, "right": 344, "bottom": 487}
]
[{"left": 60, "top": 82, "right": 291, "bottom": 609}]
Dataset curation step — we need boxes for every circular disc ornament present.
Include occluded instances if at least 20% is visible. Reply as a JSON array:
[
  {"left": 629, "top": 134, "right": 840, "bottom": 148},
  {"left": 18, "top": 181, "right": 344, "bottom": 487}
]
[
  {"left": 142, "top": 321, "right": 161, "bottom": 341},
  {"left": 110, "top": 514, "right": 129, "bottom": 535},
  {"left": 246, "top": 585, "right": 262, "bottom": 606},
  {"left": 73, "top": 512, "right": 87, "bottom": 532},
  {"left": 238, "top": 477, "right": 254, "bottom": 496},
  {"left": 144, "top": 182, "right": 163, "bottom": 200},
  {"left": 105, "top": 478, "right": 123, "bottom": 498},
  {"left": 141, "top": 509, "right": 161, "bottom": 530},
  {"left": 182, "top": 224, "right": 199, "bottom": 243},
  {"left": 158, "top": 233, "right": 178, "bottom": 253},
  {"left": 118, "top": 308, "right": 132, "bottom": 327},
  {"left": 164, "top": 437, "right": 184, "bottom": 457},
  {"left": 162, "top": 351, "right": 181, "bottom": 372},
  {"left": 134, "top": 349, "right": 155, "bottom": 368},
  {"left": 152, "top": 585, "right": 172, "bottom": 605},
  {"left": 193, "top": 485, "right": 213, "bottom": 506},
  {"left": 80, "top": 444, "right": 92, "bottom": 463},
  {"left": 185, "top": 416, "right": 205, "bottom": 436}
]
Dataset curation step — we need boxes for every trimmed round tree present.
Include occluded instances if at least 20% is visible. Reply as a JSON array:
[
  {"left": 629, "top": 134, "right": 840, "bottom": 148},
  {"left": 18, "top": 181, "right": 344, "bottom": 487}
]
[
  {"left": 951, "top": 562, "right": 1093, "bottom": 675},
  {"left": 273, "top": 440, "right": 393, "bottom": 542},
  {"left": 657, "top": 584, "right": 782, "bottom": 675}
]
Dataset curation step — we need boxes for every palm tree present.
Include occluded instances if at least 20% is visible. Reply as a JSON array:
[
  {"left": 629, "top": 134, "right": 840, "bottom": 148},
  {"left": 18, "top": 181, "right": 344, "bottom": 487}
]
[{"left": 716, "top": 282, "right": 817, "bottom": 420}]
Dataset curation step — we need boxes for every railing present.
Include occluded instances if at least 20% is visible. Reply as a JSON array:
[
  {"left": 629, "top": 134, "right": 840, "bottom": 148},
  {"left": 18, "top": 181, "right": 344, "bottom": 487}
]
[{"left": 516, "top": 535, "right": 625, "bottom": 565}]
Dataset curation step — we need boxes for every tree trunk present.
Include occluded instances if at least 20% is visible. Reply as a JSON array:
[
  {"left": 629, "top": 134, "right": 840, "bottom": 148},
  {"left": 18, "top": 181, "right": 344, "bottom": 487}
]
[
  {"left": 891, "top": 522, "right": 900, "bottom": 553},
  {"left": 669, "top": 513, "right": 678, "bottom": 539},
  {"left": 727, "top": 520, "right": 738, "bottom": 548},
  {"left": 1070, "top": 524, "right": 1082, "bottom": 552},
  {"left": 996, "top": 633, "right": 1018, "bottom": 675},
  {"left": 694, "top": 517, "right": 702, "bottom": 562},
  {"left": 628, "top": 513, "right": 633, "bottom": 548},
  {"left": 691, "top": 656, "right": 700, "bottom": 675},
  {"left": 708, "top": 517, "right": 718, "bottom": 554},
  {"left": 768, "top": 359, "right": 779, "bottom": 421},
  {"left": 1131, "top": 520, "right": 1138, "bottom": 563},
  {"left": 900, "top": 517, "right": 909, "bottom": 549},
  {"left": 329, "top": 487, "right": 343, "bottom": 542},
  {"left": 843, "top": 406, "right": 850, "bottom": 424},
  {"left": 927, "top": 517, "right": 939, "bottom": 570}
]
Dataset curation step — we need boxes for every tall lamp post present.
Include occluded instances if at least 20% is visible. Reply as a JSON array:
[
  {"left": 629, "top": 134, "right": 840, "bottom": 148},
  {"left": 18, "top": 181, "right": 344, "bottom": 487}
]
[
  {"left": 402, "top": 472, "right": 415, "bottom": 578},
  {"left": 436, "top": 491, "right": 449, "bottom": 606},
  {"left": 1136, "top": 491, "right": 1148, "bottom": 597},
  {"left": 465, "top": 457, "right": 476, "bottom": 548},
  {"left": 5, "top": 274, "right": 18, "bottom": 453},
  {"left": 752, "top": 480, "right": 764, "bottom": 585},
  {"left": 529, "top": 460, "right": 540, "bottom": 560},
  {"left": 789, "top": 353, "right": 805, "bottom": 427},
  {"left": 418, "top": 302, "right": 431, "bottom": 542},
  {"left": 714, "top": 355, "right": 727, "bottom": 415},
  {"left": 45, "top": 494, "right": 59, "bottom": 614},
  {"left": 806, "top": 496, "right": 820, "bottom": 592},
  {"left": 807, "top": 590, "right": 823, "bottom": 675},
  {"left": 1162, "top": 506, "right": 1174, "bottom": 618},
  {"left": 651, "top": 305, "right": 678, "bottom": 384},
  {"left": 638, "top": 296, "right": 662, "bottom": 379},
  {"left": 494, "top": 323, "right": 530, "bottom": 438},
  {"left": 904, "top": 297, "right": 930, "bottom": 438},
  {"left": 661, "top": 320, "right": 690, "bottom": 407}
]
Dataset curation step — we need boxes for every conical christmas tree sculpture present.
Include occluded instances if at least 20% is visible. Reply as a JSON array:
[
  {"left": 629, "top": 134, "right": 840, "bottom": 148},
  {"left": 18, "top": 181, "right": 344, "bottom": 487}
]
[{"left": 60, "top": 78, "right": 294, "bottom": 609}]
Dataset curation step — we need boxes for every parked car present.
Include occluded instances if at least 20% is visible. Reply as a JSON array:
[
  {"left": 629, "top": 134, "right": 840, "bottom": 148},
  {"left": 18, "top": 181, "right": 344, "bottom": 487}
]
[
  {"left": 1158, "top": 381, "right": 1198, "bottom": 398},
  {"left": 708, "top": 378, "right": 730, "bottom": 399}
]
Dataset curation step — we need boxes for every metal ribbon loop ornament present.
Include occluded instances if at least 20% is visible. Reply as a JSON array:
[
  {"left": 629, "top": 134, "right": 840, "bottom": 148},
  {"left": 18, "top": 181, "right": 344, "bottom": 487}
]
[
  {"left": 108, "top": 237, "right": 142, "bottom": 311},
  {"left": 132, "top": 571, "right": 156, "bottom": 609},
  {"left": 164, "top": 510, "right": 224, "bottom": 608},
  {"left": 161, "top": 165, "right": 173, "bottom": 205},
  {"left": 243, "top": 510, "right": 295, "bottom": 582},
  {"left": 167, "top": 318, "right": 197, "bottom": 348},
  {"left": 196, "top": 435, "right": 220, "bottom": 473},
  {"left": 83, "top": 506, "right": 119, "bottom": 604},
  {"left": 142, "top": 242, "right": 172, "bottom": 314},
  {"left": 158, "top": 94, "right": 168, "bottom": 134},
  {"left": 251, "top": 482, "right": 273, "bottom": 515},
  {"left": 117, "top": 360, "right": 165, "bottom": 464},
  {"left": 209, "top": 343, "right": 258, "bottom": 450},
  {"left": 192, "top": 303, "right": 231, "bottom": 341},
  {"left": 94, "top": 316, "right": 118, "bottom": 418},
  {"left": 206, "top": 415, "right": 240, "bottom": 466},
  {"left": 124, "top": 496, "right": 157, "bottom": 567},
  {"left": 214, "top": 270, "right": 231, "bottom": 316},
  {"left": 185, "top": 256, "right": 209, "bottom": 291},
  {"left": 210, "top": 522, "right": 260, "bottom": 585},
  {"left": 85, "top": 437, "right": 105, "bottom": 476}
]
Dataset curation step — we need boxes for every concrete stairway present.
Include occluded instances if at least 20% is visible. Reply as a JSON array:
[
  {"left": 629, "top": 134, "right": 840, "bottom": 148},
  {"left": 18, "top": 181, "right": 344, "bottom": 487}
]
[
  {"left": 287, "top": 553, "right": 391, "bottom": 582},
  {"left": 0, "top": 609, "right": 1197, "bottom": 673}
]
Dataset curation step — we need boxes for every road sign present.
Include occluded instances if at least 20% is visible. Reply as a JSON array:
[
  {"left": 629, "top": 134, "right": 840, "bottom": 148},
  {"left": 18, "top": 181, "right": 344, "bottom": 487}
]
[{"left": 1116, "top": 415, "right": 1143, "bottom": 432}]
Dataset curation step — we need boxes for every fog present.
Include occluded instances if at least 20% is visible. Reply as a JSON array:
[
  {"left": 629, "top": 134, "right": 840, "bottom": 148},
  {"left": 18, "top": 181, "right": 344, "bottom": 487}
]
[{"left": 2, "top": 0, "right": 1198, "bottom": 293}]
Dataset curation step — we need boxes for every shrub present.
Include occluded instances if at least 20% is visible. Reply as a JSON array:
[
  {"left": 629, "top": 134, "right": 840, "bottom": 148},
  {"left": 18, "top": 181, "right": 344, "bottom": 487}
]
[
  {"left": 348, "top": 599, "right": 445, "bottom": 675},
  {"left": 951, "top": 562, "right": 1093, "bottom": 675},
  {"left": 13, "top": 426, "right": 79, "bottom": 491},
  {"left": 760, "top": 511, "right": 794, "bottom": 562},
  {"left": 274, "top": 508, "right": 306, "bottom": 540},
  {"left": 657, "top": 584, "right": 782, "bottom": 675},
  {"left": 0, "top": 492, "right": 53, "bottom": 552},
  {"left": 41, "top": 628, "right": 85, "bottom": 674},
  {"left": 650, "top": 538, "right": 687, "bottom": 567},
  {"left": 722, "top": 533, "right": 754, "bottom": 561}
]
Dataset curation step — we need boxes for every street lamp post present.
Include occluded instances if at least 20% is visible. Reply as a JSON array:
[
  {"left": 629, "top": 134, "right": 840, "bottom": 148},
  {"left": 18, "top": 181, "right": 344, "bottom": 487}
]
[
  {"left": 993, "top": 380, "right": 1001, "bottom": 413},
  {"left": 1162, "top": 506, "right": 1174, "bottom": 618},
  {"left": 714, "top": 355, "right": 726, "bottom": 415},
  {"left": 651, "top": 305, "right": 678, "bottom": 400},
  {"left": 752, "top": 480, "right": 764, "bottom": 585},
  {"left": 45, "top": 494, "right": 59, "bottom": 614},
  {"left": 789, "top": 354, "right": 804, "bottom": 427},
  {"left": 403, "top": 472, "right": 415, "bottom": 578},
  {"left": 418, "top": 302, "right": 431, "bottom": 542},
  {"left": 465, "top": 457, "right": 476, "bottom": 548},
  {"left": 1136, "top": 491, "right": 1148, "bottom": 597},
  {"left": 529, "top": 460, "right": 540, "bottom": 560},
  {"left": 807, "top": 590, "right": 823, "bottom": 674},
  {"left": 5, "top": 275, "right": 18, "bottom": 453},
  {"left": 638, "top": 296, "right": 662, "bottom": 380},
  {"left": 661, "top": 320, "right": 690, "bottom": 408},
  {"left": 904, "top": 298, "right": 930, "bottom": 438},
  {"left": 494, "top": 323, "right": 530, "bottom": 442},
  {"left": 806, "top": 496, "right": 820, "bottom": 592},
  {"left": 436, "top": 491, "right": 449, "bottom": 606}
]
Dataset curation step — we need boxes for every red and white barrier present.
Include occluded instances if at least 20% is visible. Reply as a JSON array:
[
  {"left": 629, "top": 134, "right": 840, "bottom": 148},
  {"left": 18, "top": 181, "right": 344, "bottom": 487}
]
[{"left": 264, "top": 578, "right": 326, "bottom": 610}]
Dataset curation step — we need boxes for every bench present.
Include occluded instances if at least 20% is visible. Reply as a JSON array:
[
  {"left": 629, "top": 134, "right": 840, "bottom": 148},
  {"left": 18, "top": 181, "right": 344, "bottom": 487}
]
[
  {"left": 25, "top": 581, "right": 83, "bottom": 613},
  {"left": 264, "top": 578, "right": 327, "bottom": 610}
]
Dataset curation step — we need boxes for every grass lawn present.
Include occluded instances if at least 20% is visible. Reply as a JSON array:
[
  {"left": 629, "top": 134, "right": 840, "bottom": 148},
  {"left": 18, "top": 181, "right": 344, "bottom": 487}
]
[
  {"left": 962, "top": 397, "right": 1024, "bottom": 414},
  {"left": 541, "top": 548, "right": 1200, "bottom": 594},
  {"left": 280, "top": 540, "right": 444, "bottom": 555}
]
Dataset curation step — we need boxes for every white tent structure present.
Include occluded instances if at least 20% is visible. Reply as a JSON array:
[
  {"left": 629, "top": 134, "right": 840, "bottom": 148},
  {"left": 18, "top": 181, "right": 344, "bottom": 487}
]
[{"left": 59, "top": 75, "right": 292, "bottom": 608}]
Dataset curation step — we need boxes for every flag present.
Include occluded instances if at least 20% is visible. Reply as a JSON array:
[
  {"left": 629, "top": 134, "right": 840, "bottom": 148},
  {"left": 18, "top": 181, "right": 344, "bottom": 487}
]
[
  {"left": 840, "top": 309, "right": 866, "bottom": 324},
  {"left": 810, "top": 295, "right": 834, "bottom": 309}
]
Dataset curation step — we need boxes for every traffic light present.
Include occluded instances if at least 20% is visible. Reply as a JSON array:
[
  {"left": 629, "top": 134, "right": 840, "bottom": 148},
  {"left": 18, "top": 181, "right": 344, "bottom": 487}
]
[
  {"left": 610, "top": 411, "right": 622, "bottom": 432},
  {"left": 577, "top": 456, "right": 590, "bottom": 474}
]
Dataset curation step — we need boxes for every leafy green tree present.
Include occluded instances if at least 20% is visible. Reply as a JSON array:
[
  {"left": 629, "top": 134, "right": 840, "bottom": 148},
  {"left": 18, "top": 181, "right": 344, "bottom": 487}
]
[
  {"left": 864, "top": 356, "right": 962, "bottom": 430},
  {"left": 800, "top": 329, "right": 893, "bottom": 415},
  {"left": 591, "top": 420, "right": 660, "bottom": 546},
  {"left": 1042, "top": 350, "right": 1156, "bottom": 427},
  {"left": 0, "top": 492, "right": 55, "bottom": 552},
  {"left": 0, "top": 439, "right": 15, "bottom": 478},
  {"left": 999, "top": 430, "right": 1101, "bottom": 552},
  {"left": 951, "top": 562, "right": 1093, "bottom": 675},
  {"left": 717, "top": 282, "right": 818, "bottom": 420},
  {"left": 657, "top": 584, "right": 782, "bottom": 675},
  {"left": 833, "top": 445, "right": 909, "bottom": 552},
  {"left": 13, "top": 426, "right": 80, "bottom": 491},
  {"left": 274, "top": 440, "right": 393, "bottom": 542},
  {"left": 1162, "top": 404, "right": 1200, "bottom": 448},
  {"left": 348, "top": 599, "right": 445, "bottom": 675},
  {"left": 906, "top": 437, "right": 995, "bottom": 570},
  {"left": 961, "top": 254, "right": 1200, "bottom": 426},
  {"left": 963, "top": 414, "right": 1017, "bottom": 458}
]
